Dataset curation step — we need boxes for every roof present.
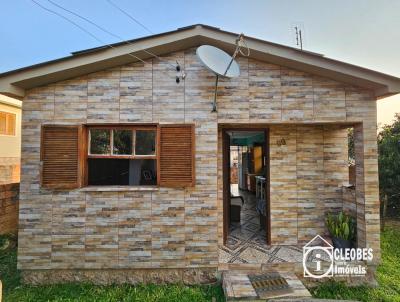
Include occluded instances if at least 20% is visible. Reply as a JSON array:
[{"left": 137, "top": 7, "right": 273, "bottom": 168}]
[{"left": 1, "top": 24, "right": 400, "bottom": 99}]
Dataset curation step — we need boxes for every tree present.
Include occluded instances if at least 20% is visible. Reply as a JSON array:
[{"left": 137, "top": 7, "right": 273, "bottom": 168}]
[{"left": 378, "top": 113, "right": 400, "bottom": 217}]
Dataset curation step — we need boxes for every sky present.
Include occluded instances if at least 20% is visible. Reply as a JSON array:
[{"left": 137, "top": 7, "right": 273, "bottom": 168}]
[{"left": 0, "top": 0, "right": 399, "bottom": 127}]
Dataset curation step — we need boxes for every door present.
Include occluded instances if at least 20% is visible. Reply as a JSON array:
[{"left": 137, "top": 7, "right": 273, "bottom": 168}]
[
  {"left": 222, "top": 127, "right": 271, "bottom": 246},
  {"left": 222, "top": 130, "right": 230, "bottom": 244},
  {"left": 264, "top": 128, "right": 271, "bottom": 245}
]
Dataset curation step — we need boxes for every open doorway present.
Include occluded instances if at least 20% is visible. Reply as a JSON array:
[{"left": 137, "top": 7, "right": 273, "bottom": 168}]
[{"left": 222, "top": 128, "right": 270, "bottom": 247}]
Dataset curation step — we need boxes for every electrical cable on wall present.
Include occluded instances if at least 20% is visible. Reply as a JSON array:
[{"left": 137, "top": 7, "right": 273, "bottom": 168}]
[{"left": 223, "top": 33, "right": 250, "bottom": 76}]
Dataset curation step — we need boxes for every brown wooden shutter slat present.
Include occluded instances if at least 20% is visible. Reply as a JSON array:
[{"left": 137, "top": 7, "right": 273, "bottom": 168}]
[
  {"left": 159, "top": 124, "right": 195, "bottom": 187},
  {"left": 41, "top": 125, "right": 82, "bottom": 189}
]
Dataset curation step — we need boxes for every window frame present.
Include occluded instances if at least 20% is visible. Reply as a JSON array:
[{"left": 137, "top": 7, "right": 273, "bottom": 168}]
[
  {"left": 87, "top": 125, "right": 157, "bottom": 160},
  {"left": 84, "top": 124, "right": 159, "bottom": 187},
  {"left": 0, "top": 111, "right": 16, "bottom": 136}
]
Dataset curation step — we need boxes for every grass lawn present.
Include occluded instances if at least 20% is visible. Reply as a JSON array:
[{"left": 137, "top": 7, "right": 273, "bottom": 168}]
[
  {"left": 1, "top": 222, "right": 400, "bottom": 301},
  {"left": 0, "top": 237, "right": 224, "bottom": 302},
  {"left": 311, "top": 221, "right": 400, "bottom": 302}
]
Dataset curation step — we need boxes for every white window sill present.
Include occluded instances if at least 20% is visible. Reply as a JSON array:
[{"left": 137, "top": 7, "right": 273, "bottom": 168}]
[
  {"left": 342, "top": 183, "right": 355, "bottom": 189},
  {"left": 79, "top": 186, "right": 159, "bottom": 192}
]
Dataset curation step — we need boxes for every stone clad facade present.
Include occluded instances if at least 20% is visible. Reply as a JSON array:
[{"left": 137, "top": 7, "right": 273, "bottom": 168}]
[{"left": 18, "top": 48, "right": 380, "bottom": 282}]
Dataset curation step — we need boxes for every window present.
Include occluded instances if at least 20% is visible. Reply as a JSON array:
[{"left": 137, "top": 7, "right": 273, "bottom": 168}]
[
  {"left": 40, "top": 124, "right": 195, "bottom": 189},
  {"left": 87, "top": 126, "right": 157, "bottom": 186},
  {"left": 0, "top": 111, "right": 16, "bottom": 136}
]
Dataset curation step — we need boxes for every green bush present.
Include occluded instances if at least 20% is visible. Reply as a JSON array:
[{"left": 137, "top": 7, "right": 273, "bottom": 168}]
[{"left": 325, "top": 211, "right": 355, "bottom": 241}]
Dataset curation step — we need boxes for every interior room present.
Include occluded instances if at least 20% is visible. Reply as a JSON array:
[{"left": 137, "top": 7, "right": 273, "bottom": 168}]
[{"left": 225, "top": 130, "right": 269, "bottom": 253}]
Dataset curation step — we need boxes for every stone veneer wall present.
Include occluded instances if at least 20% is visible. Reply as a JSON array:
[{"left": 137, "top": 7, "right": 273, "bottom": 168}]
[
  {"left": 0, "top": 183, "right": 19, "bottom": 235},
  {"left": 19, "top": 48, "right": 380, "bottom": 276},
  {"left": 343, "top": 186, "right": 357, "bottom": 217},
  {"left": 269, "top": 124, "right": 348, "bottom": 245}
]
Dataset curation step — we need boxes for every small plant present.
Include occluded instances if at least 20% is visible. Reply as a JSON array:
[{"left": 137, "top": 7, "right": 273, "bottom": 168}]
[
  {"left": 326, "top": 211, "right": 355, "bottom": 241},
  {"left": 0, "top": 234, "right": 17, "bottom": 251}
]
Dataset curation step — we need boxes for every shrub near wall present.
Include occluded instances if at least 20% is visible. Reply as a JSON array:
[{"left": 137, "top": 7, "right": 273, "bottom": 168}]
[{"left": 0, "top": 183, "right": 19, "bottom": 234}]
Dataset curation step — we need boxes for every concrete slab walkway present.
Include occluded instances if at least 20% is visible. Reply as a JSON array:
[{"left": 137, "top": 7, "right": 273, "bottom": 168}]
[{"left": 222, "top": 270, "right": 312, "bottom": 301}]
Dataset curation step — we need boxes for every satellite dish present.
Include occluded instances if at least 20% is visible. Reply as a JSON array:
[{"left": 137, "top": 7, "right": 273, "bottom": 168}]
[
  {"left": 196, "top": 45, "right": 240, "bottom": 78},
  {"left": 196, "top": 45, "right": 241, "bottom": 112}
]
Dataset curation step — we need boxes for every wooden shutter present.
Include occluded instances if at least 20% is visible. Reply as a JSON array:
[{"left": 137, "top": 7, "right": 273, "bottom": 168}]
[
  {"left": 41, "top": 125, "right": 83, "bottom": 189},
  {"left": 159, "top": 124, "right": 195, "bottom": 187}
]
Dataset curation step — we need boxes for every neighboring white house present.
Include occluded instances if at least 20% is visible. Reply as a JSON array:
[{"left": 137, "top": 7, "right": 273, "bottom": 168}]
[{"left": 0, "top": 94, "right": 21, "bottom": 184}]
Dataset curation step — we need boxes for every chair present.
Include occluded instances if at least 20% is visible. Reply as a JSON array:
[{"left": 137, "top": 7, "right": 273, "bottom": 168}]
[{"left": 230, "top": 195, "right": 244, "bottom": 222}]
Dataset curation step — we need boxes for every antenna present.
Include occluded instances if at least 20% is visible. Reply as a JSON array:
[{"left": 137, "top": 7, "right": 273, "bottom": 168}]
[
  {"left": 292, "top": 22, "right": 305, "bottom": 50},
  {"left": 294, "top": 26, "right": 303, "bottom": 50}
]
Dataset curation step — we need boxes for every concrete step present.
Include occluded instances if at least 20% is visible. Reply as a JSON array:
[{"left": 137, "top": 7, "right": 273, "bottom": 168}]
[{"left": 222, "top": 270, "right": 312, "bottom": 301}]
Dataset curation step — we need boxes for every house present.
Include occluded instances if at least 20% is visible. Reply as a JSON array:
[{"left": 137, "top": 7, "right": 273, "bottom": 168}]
[
  {"left": 0, "top": 94, "right": 21, "bottom": 235},
  {"left": 0, "top": 94, "right": 21, "bottom": 184},
  {"left": 0, "top": 24, "right": 399, "bottom": 285}
]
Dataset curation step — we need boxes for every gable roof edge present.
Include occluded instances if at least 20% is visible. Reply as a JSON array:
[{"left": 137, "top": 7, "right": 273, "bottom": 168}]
[{"left": 0, "top": 24, "right": 399, "bottom": 99}]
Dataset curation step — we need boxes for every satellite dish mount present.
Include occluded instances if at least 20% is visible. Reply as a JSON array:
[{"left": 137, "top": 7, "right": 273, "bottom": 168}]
[{"left": 196, "top": 34, "right": 249, "bottom": 112}]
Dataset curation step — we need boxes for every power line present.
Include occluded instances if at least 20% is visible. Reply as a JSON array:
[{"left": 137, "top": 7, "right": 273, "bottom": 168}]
[
  {"left": 105, "top": 0, "right": 154, "bottom": 35},
  {"left": 45, "top": 0, "right": 184, "bottom": 76},
  {"left": 47, "top": 0, "right": 123, "bottom": 43},
  {"left": 103, "top": 0, "right": 183, "bottom": 73},
  {"left": 31, "top": 0, "right": 105, "bottom": 47},
  {"left": 30, "top": 0, "right": 146, "bottom": 64}
]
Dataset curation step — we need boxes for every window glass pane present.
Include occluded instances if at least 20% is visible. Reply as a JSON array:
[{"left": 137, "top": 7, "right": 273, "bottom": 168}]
[
  {"left": 88, "top": 158, "right": 156, "bottom": 186},
  {"left": 88, "top": 158, "right": 129, "bottom": 185},
  {"left": 6, "top": 113, "right": 16, "bottom": 136},
  {"left": 135, "top": 130, "right": 156, "bottom": 155},
  {"left": 90, "top": 129, "right": 110, "bottom": 154},
  {"left": 0, "top": 112, "right": 6, "bottom": 135},
  {"left": 113, "top": 130, "right": 133, "bottom": 155},
  {"left": 128, "top": 159, "right": 157, "bottom": 185}
]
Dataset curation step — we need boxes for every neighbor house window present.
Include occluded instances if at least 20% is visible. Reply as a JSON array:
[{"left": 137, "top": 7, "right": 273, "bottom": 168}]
[
  {"left": 87, "top": 126, "right": 157, "bottom": 186},
  {"left": 0, "top": 111, "right": 16, "bottom": 136}
]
